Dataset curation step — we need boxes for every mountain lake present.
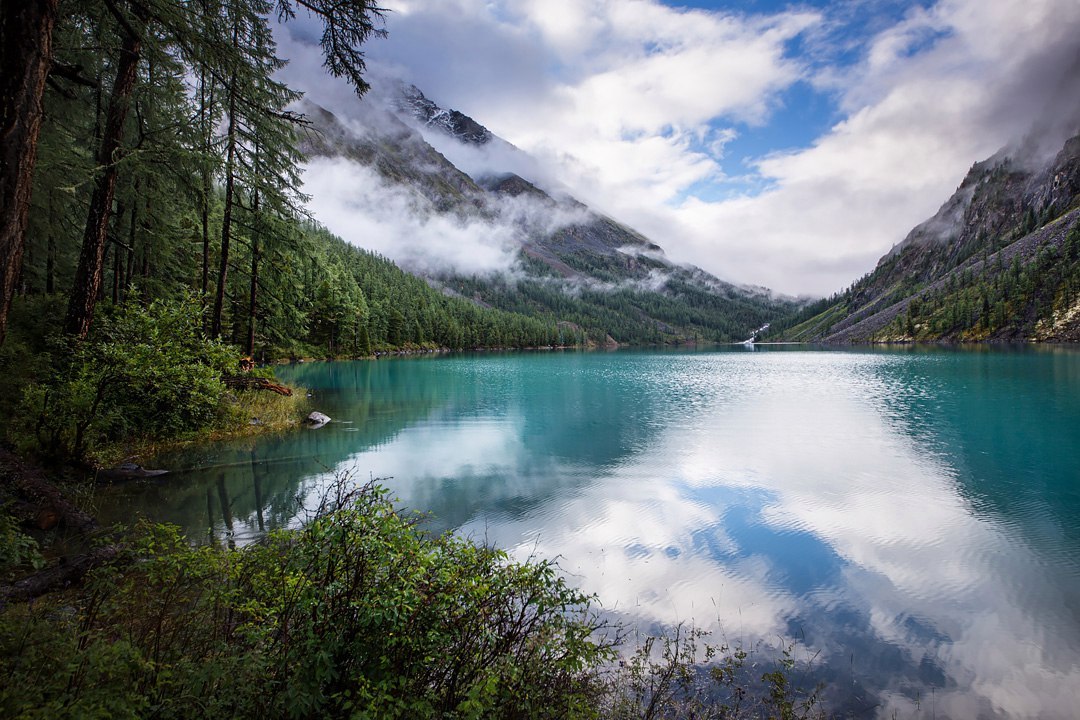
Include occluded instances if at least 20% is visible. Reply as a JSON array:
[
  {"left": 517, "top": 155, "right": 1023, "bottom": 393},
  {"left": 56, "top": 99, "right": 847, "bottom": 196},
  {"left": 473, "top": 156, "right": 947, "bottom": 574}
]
[{"left": 96, "top": 346, "right": 1080, "bottom": 718}]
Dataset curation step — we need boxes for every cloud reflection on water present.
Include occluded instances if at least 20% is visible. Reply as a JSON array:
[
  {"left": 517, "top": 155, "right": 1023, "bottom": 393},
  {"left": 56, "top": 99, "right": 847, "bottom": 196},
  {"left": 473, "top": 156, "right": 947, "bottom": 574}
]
[
  {"left": 323, "top": 351, "right": 1080, "bottom": 718},
  {"left": 112, "top": 349, "right": 1080, "bottom": 718}
]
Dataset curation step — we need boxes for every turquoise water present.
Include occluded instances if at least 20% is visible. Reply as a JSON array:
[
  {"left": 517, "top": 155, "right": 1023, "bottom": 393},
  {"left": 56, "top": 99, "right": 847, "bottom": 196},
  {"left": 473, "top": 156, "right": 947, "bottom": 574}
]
[{"left": 100, "top": 346, "right": 1080, "bottom": 717}]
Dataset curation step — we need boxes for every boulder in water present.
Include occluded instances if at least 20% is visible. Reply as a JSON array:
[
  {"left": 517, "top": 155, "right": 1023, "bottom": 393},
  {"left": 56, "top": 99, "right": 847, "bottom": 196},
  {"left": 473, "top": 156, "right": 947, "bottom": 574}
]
[
  {"left": 98, "top": 463, "right": 168, "bottom": 481},
  {"left": 305, "top": 411, "right": 331, "bottom": 428}
]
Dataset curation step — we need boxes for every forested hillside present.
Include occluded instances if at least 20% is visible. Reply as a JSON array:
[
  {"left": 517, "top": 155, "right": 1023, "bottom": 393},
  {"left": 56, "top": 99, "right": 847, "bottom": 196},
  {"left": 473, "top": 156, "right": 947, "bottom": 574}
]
[
  {"left": 300, "top": 88, "right": 796, "bottom": 345},
  {"left": 2, "top": 0, "right": 569, "bottom": 361},
  {"left": 767, "top": 132, "right": 1080, "bottom": 342}
]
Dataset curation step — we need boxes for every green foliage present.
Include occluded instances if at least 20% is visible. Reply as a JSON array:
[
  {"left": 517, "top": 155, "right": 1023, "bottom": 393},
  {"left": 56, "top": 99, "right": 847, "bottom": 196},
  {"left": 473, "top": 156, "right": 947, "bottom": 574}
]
[
  {"left": 299, "top": 226, "right": 560, "bottom": 354},
  {"left": 0, "top": 480, "right": 616, "bottom": 719},
  {"left": 606, "top": 624, "right": 824, "bottom": 720},
  {"left": 448, "top": 267, "right": 788, "bottom": 346},
  {"left": 0, "top": 511, "right": 45, "bottom": 581},
  {"left": 11, "top": 0, "right": 785, "bottom": 358},
  {"left": 875, "top": 219, "right": 1080, "bottom": 341},
  {"left": 18, "top": 295, "right": 242, "bottom": 458},
  {"left": 13, "top": 0, "right": 564, "bottom": 364}
]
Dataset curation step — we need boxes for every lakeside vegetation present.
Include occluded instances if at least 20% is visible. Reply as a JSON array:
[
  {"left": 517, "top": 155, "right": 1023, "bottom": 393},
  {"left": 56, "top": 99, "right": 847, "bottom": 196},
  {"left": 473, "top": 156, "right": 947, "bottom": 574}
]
[
  {"left": 0, "top": 1, "right": 836, "bottom": 716},
  {"left": 0, "top": 475, "right": 826, "bottom": 720},
  {"left": 766, "top": 219, "right": 1080, "bottom": 344}
]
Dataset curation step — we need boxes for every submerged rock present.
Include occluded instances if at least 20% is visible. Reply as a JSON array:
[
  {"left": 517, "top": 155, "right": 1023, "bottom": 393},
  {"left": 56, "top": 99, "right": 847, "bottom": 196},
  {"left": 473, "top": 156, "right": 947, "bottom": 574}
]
[
  {"left": 98, "top": 463, "right": 168, "bottom": 481},
  {"left": 305, "top": 411, "right": 331, "bottom": 428}
]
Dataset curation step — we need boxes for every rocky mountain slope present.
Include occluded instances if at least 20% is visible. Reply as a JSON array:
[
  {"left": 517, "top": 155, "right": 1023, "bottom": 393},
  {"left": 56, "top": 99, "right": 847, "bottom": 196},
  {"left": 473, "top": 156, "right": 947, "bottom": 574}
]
[
  {"left": 299, "top": 87, "right": 793, "bottom": 345},
  {"left": 770, "top": 132, "right": 1080, "bottom": 343}
]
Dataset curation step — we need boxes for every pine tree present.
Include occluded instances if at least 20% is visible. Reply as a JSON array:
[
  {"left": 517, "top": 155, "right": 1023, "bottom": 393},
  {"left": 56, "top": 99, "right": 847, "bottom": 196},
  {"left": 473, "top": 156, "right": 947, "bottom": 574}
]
[
  {"left": 64, "top": 0, "right": 147, "bottom": 338},
  {"left": 0, "top": 0, "right": 60, "bottom": 344},
  {"left": 211, "top": 0, "right": 306, "bottom": 338}
]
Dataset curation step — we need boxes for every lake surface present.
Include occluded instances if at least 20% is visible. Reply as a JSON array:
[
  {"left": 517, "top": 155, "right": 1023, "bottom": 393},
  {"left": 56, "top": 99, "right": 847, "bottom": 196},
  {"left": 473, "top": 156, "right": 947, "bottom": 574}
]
[{"left": 99, "top": 346, "right": 1080, "bottom": 718}]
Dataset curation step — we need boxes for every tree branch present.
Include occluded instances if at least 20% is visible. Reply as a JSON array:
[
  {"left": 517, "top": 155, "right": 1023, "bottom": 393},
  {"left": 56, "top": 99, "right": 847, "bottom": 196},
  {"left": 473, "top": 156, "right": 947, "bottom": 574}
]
[{"left": 49, "top": 61, "right": 99, "bottom": 88}]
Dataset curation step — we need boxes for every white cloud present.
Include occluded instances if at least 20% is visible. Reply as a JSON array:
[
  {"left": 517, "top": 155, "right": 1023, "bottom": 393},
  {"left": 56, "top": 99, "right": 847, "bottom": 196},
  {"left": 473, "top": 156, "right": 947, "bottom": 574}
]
[
  {"left": 300, "top": 153, "right": 597, "bottom": 278},
  {"left": 282, "top": 0, "right": 1080, "bottom": 296},
  {"left": 301, "top": 156, "right": 522, "bottom": 276}
]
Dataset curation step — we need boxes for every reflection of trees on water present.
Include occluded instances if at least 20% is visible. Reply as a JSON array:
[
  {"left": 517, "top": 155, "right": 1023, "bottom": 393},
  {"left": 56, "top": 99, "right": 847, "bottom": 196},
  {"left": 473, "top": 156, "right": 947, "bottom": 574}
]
[
  {"left": 97, "top": 359, "right": 454, "bottom": 541},
  {"left": 98, "top": 354, "right": 677, "bottom": 542},
  {"left": 93, "top": 349, "right": 1080, "bottom": 717},
  {"left": 874, "top": 348, "right": 1080, "bottom": 556}
]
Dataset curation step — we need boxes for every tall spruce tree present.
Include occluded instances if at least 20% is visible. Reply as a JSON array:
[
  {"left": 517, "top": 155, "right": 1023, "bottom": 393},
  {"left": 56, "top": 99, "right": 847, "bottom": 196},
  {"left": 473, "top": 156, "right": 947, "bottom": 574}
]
[
  {"left": 0, "top": 0, "right": 59, "bottom": 345},
  {"left": 210, "top": 0, "right": 305, "bottom": 339},
  {"left": 3, "top": 0, "right": 386, "bottom": 344},
  {"left": 63, "top": 0, "right": 153, "bottom": 338}
]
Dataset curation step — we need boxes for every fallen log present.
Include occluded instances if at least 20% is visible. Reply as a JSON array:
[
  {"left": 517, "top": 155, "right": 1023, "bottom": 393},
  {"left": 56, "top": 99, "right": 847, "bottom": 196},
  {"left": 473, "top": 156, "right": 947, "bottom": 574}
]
[
  {"left": 0, "top": 447, "right": 98, "bottom": 534},
  {"left": 222, "top": 375, "right": 293, "bottom": 396},
  {"left": 1, "top": 544, "right": 126, "bottom": 604},
  {"left": 0, "top": 447, "right": 127, "bottom": 603}
]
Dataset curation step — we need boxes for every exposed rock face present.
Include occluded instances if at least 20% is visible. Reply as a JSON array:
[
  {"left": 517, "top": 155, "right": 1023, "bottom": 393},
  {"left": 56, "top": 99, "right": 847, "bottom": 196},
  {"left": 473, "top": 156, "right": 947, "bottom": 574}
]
[
  {"left": 396, "top": 84, "right": 493, "bottom": 146},
  {"left": 299, "top": 100, "right": 668, "bottom": 281},
  {"left": 298, "top": 100, "right": 485, "bottom": 213}
]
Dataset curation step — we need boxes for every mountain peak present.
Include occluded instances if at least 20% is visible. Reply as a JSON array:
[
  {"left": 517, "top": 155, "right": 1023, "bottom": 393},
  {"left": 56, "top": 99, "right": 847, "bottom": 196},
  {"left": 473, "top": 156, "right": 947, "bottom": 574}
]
[
  {"left": 297, "top": 84, "right": 794, "bottom": 343},
  {"left": 396, "top": 84, "right": 493, "bottom": 146}
]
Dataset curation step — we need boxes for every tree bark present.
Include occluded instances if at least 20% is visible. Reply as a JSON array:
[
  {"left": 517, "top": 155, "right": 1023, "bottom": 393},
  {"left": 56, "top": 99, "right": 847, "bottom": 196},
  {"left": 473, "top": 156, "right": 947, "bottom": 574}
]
[
  {"left": 46, "top": 233, "right": 55, "bottom": 293},
  {"left": 64, "top": 25, "right": 142, "bottom": 338},
  {"left": 111, "top": 230, "right": 122, "bottom": 303},
  {"left": 247, "top": 192, "right": 260, "bottom": 356},
  {"left": 222, "top": 375, "right": 292, "bottom": 395},
  {"left": 211, "top": 77, "right": 238, "bottom": 339},
  {"left": 199, "top": 67, "right": 215, "bottom": 302},
  {"left": 1, "top": 544, "right": 125, "bottom": 603},
  {"left": 247, "top": 240, "right": 259, "bottom": 356},
  {"left": 125, "top": 184, "right": 138, "bottom": 299},
  {"left": 0, "top": 0, "right": 58, "bottom": 345}
]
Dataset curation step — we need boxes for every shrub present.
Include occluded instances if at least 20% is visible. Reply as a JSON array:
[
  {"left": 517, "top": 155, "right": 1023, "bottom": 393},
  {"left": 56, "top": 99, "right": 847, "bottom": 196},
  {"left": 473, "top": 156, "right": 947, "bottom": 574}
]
[
  {"left": 0, "top": 480, "right": 616, "bottom": 719},
  {"left": 0, "top": 511, "right": 44, "bottom": 582},
  {"left": 17, "top": 296, "right": 241, "bottom": 459},
  {"left": 605, "top": 624, "right": 825, "bottom": 720}
]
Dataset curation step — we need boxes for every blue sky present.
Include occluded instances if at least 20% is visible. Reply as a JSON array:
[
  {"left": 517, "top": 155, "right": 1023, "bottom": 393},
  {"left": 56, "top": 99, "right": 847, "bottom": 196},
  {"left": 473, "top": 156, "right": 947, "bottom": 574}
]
[
  {"left": 670, "top": 1, "right": 913, "bottom": 184},
  {"left": 281, "top": 0, "right": 1080, "bottom": 296}
]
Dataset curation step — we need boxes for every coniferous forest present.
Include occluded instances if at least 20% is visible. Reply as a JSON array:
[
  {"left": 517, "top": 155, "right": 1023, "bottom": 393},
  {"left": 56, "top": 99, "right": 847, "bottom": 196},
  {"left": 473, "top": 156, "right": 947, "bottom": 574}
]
[
  {"left": 2, "top": 0, "right": 562, "bottom": 363},
  {"left": 1, "top": 4, "right": 828, "bottom": 718}
]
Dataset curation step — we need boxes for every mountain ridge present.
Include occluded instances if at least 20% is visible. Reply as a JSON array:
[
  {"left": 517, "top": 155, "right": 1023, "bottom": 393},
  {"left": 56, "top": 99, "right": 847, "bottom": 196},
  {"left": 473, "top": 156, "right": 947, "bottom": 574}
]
[
  {"left": 297, "top": 87, "right": 795, "bottom": 344},
  {"left": 769, "top": 128, "right": 1080, "bottom": 343}
]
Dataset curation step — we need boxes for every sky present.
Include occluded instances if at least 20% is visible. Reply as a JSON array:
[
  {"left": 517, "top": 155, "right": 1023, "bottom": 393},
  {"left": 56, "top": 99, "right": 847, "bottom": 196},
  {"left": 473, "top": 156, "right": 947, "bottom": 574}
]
[{"left": 279, "top": 0, "right": 1080, "bottom": 297}]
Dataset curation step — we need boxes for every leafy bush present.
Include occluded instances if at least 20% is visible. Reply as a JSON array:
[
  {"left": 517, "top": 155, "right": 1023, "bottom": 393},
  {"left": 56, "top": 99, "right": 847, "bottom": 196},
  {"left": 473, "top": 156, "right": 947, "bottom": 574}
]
[
  {"left": 605, "top": 624, "right": 825, "bottom": 720},
  {"left": 17, "top": 296, "right": 242, "bottom": 459},
  {"left": 0, "top": 511, "right": 44, "bottom": 582},
  {"left": 0, "top": 480, "right": 616, "bottom": 720}
]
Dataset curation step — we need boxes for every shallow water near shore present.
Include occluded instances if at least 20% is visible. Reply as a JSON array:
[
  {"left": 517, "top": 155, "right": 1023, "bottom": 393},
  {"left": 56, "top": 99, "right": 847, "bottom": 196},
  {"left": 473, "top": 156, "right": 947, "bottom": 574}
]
[{"left": 96, "top": 345, "right": 1080, "bottom": 718}]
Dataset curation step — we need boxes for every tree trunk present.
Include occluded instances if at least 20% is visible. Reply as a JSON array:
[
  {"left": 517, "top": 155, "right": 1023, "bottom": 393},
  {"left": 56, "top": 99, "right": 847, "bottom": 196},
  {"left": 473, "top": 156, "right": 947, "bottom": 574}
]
[
  {"left": 139, "top": 178, "right": 151, "bottom": 280},
  {"left": 0, "top": 447, "right": 99, "bottom": 536},
  {"left": 46, "top": 233, "right": 55, "bottom": 293},
  {"left": 99, "top": 242, "right": 109, "bottom": 301},
  {"left": 124, "top": 185, "right": 137, "bottom": 299},
  {"left": 247, "top": 192, "right": 260, "bottom": 356},
  {"left": 1, "top": 544, "right": 125, "bottom": 603},
  {"left": 64, "top": 26, "right": 141, "bottom": 338},
  {"left": 247, "top": 240, "right": 259, "bottom": 355},
  {"left": 211, "top": 78, "right": 238, "bottom": 339},
  {"left": 0, "top": 0, "right": 58, "bottom": 345},
  {"left": 111, "top": 229, "right": 121, "bottom": 303},
  {"left": 199, "top": 67, "right": 215, "bottom": 302}
]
